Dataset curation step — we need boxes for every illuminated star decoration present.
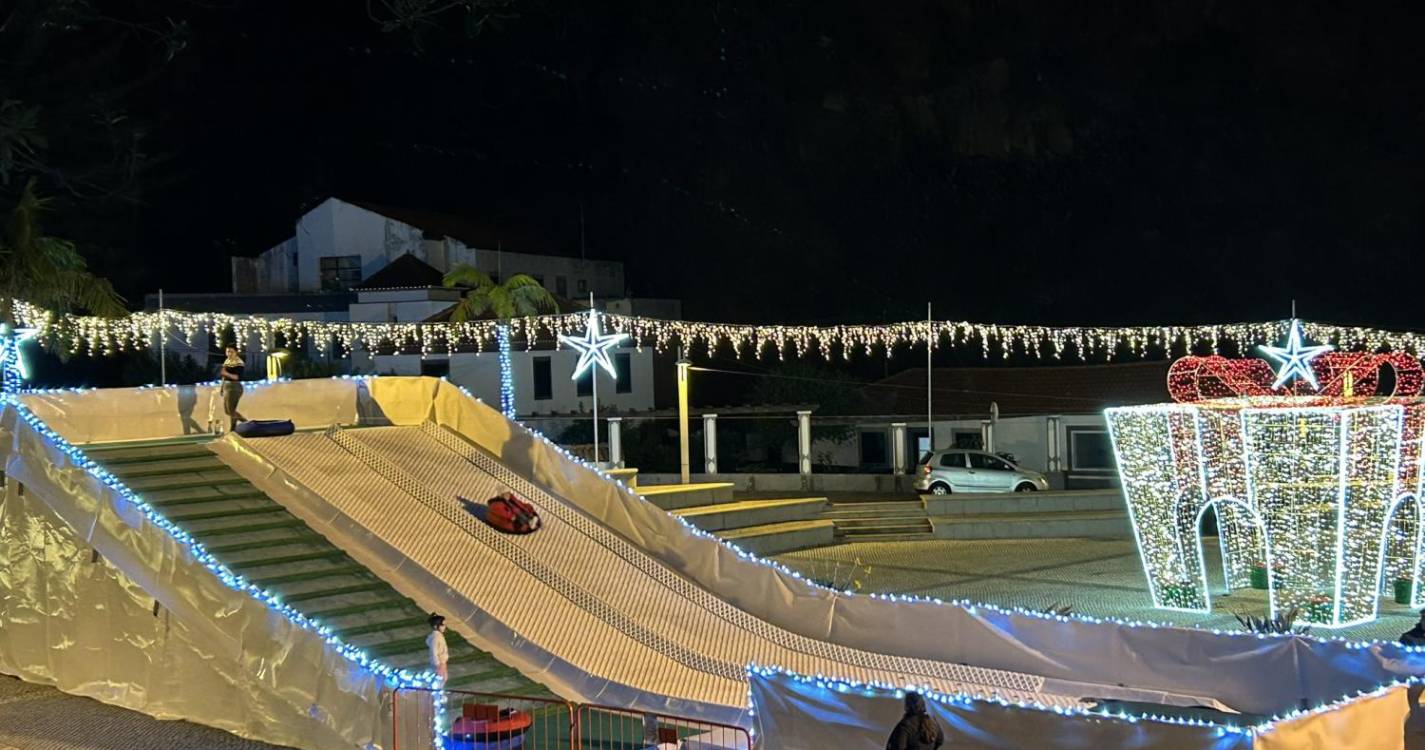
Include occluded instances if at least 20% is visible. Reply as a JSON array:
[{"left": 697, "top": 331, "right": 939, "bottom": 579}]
[
  {"left": 1258, "top": 319, "right": 1333, "bottom": 390},
  {"left": 0, "top": 323, "right": 40, "bottom": 393},
  {"left": 558, "top": 308, "right": 628, "bottom": 380}
]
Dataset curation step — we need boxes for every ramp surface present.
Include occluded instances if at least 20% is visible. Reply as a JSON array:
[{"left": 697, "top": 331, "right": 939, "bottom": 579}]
[{"left": 224, "top": 423, "right": 1090, "bottom": 717}]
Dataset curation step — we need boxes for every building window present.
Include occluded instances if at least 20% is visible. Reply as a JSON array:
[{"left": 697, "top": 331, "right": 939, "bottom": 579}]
[
  {"left": 952, "top": 430, "right": 983, "bottom": 449},
  {"left": 860, "top": 431, "right": 888, "bottom": 466},
  {"left": 556, "top": 275, "right": 568, "bottom": 297},
  {"left": 614, "top": 352, "right": 632, "bottom": 393},
  {"left": 577, "top": 279, "right": 588, "bottom": 294},
  {"left": 533, "top": 357, "right": 552, "bottom": 401},
  {"left": 576, "top": 369, "right": 593, "bottom": 397},
  {"left": 420, "top": 358, "right": 450, "bottom": 378},
  {"left": 319, "top": 255, "right": 361, "bottom": 291},
  {"left": 1067, "top": 428, "right": 1114, "bottom": 471}
]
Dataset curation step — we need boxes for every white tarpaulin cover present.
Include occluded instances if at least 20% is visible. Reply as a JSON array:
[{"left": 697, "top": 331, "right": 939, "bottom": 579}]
[
  {"left": 0, "top": 393, "right": 391, "bottom": 750},
  {"left": 749, "top": 670, "right": 1409, "bottom": 750},
  {"left": 5, "top": 376, "right": 1424, "bottom": 748},
  {"left": 400, "top": 378, "right": 1425, "bottom": 717}
]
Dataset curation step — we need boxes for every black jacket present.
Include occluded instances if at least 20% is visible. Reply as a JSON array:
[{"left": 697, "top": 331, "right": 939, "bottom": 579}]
[{"left": 886, "top": 713, "right": 944, "bottom": 750}]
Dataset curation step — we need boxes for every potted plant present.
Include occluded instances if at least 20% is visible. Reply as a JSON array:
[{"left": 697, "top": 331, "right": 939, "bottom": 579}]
[
  {"left": 1249, "top": 562, "right": 1269, "bottom": 590},
  {"left": 1304, "top": 594, "right": 1334, "bottom": 624},
  {"left": 1395, "top": 579, "right": 1414, "bottom": 605},
  {"left": 1160, "top": 580, "right": 1200, "bottom": 609}
]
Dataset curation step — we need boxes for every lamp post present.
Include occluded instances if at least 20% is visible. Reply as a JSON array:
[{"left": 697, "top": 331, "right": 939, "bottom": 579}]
[{"left": 677, "top": 350, "right": 691, "bottom": 484}]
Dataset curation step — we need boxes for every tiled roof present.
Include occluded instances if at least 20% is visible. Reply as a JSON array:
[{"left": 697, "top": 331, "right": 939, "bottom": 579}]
[
  {"left": 354, "top": 253, "right": 446, "bottom": 290},
  {"left": 859, "top": 361, "right": 1172, "bottom": 418}
]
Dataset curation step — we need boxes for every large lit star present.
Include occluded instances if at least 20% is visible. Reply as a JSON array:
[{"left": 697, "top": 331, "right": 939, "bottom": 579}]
[
  {"left": 1259, "top": 319, "right": 1333, "bottom": 390},
  {"left": 558, "top": 308, "right": 628, "bottom": 380}
]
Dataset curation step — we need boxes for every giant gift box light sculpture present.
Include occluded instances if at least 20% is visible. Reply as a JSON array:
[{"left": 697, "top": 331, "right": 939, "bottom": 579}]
[{"left": 1108, "top": 320, "right": 1425, "bottom": 626}]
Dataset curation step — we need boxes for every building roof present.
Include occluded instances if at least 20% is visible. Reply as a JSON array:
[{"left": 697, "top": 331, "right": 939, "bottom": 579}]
[
  {"left": 860, "top": 361, "right": 1172, "bottom": 418},
  {"left": 344, "top": 199, "right": 574, "bottom": 258},
  {"left": 142, "top": 292, "right": 355, "bottom": 315},
  {"left": 354, "top": 253, "right": 446, "bottom": 290}
]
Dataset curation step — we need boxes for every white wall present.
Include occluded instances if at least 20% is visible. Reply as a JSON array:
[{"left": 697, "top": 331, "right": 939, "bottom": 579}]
[
  {"left": 253, "top": 198, "right": 628, "bottom": 297},
  {"left": 369, "top": 347, "right": 655, "bottom": 416},
  {"left": 348, "top": 288, "right": 463, "bottom": 323}
]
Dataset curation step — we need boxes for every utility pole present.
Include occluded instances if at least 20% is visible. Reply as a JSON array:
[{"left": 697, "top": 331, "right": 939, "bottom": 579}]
[
  {"left": 158, "top": 289, "right": 166, "bottom": 385},
  {"left": 677, "top": 348, "right": 691, "bottom": 484}
]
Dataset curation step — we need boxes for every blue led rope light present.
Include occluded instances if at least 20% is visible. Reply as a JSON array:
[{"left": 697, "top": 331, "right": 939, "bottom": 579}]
[
  {"left": 497, "top": 324, "right": 516, "bottom": 420},
  {"left": 10, "top": 376, "right": 1422, "bottom": 655},
  {"left": 0, "top": 386, "right": 440, "bottom": 695},
  {"left": 447, "top": 382, "right": 1425, "bottom": 650},
  {"left": 745, "top": 663, "right": 1417, "bottom": 738}
]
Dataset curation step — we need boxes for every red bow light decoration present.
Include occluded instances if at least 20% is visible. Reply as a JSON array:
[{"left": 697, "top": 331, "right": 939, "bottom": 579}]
[{"left": 1168, "top": 352, "right": 1424, "bottom": 403}]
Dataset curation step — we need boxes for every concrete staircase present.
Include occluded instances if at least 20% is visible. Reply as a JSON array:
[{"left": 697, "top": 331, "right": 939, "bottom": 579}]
[
  {"left": 637, "top": 482, "right": 736, "bottom": 511},
  {"left": 84, "top": 436, "right": 555, "bottom": 697},
  {"left": 821, "top": 500, "right": 934, "bottom": 542},
  {"left": 635, "top": 477, "right": 833, "bottom": 554}
]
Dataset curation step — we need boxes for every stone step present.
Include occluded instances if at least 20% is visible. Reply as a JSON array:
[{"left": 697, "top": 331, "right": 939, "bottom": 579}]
[
  {"left": 106, "top": 456, "right": 229, "bottom": 477},
  {"left": 149, "top": 489, "right": 270, "bottom": 508},
  {"left": 717, "top": 519, "right": 836, "bottom": 555},
  {"left": 125, "top": 472, "right": 248, "bottom": 493},
  {"left": 606, "top": 467, "right": 638, "bottom": 488},
  {"left": 932, "top": 509, "right": 1131, "bottom": 540},
  {"left": 832, "top": 521, "right": 929, "bottom": 533},
  {"left": 925, "top": 490, "right": 1124, "bottom": 517},
  {"left": 637, "top": 482, "right": 737, "bottom": 511},
  {"left": 673, "top": 497, "right": 827, "bottom": 532}
]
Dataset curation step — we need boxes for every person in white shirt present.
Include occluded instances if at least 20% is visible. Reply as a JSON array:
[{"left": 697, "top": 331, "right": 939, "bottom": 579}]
[{"left": 427, "top": 613, "right": 449, "bottom": 683}]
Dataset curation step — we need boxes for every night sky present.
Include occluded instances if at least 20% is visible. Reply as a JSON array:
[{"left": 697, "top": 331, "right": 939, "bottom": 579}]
[{"left": 12, "top": 1, "right": 1425, "bottom": 328}]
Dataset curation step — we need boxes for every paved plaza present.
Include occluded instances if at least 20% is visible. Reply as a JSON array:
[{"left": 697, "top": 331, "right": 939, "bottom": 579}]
[{"left": 775, "top": 537, "right": 1420, "bottom": 642}]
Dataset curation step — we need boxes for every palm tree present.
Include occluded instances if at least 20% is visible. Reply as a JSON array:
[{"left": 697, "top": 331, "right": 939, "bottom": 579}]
[
  {"left": 0, "top": 179, "right": 126, "bottom": 325},
  {"left": 442, "top": 264, "right": 559, "bottom": 418}
]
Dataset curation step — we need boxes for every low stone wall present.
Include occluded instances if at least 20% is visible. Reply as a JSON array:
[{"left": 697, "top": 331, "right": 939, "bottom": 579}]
[{"left": 638, "top": 472, "right": 919, "bottom": 494}]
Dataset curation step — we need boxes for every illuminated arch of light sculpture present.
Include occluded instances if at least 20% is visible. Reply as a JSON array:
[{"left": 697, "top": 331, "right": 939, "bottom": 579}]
[{"left": 1108, "top": 320, "right": 1425, "bottom": 627}]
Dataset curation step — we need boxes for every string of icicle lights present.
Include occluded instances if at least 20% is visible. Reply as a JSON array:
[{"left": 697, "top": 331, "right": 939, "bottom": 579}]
[{"left": 17, "top": 300, "right": 1425, "bottom": 362}]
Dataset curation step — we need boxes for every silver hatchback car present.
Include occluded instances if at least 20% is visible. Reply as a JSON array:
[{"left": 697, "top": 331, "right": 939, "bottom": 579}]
[{"left": 915, "top": 449, "right": 1049, "bottom": 494}]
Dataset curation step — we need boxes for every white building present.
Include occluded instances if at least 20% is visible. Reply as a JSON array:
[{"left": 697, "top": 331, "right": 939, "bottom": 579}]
[
  {"left": 147, "top": 198, "right": 674, "bottom": 417},
  {"left": 232, "top": 197, "right": 646, "bottom": 308}
]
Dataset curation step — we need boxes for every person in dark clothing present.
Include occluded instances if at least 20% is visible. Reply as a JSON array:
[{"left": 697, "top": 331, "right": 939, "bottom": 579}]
[
  {"left": 1402, "top": 609, "right": 1425, "bottom": 647},
  {"left": 220, "top": 345, "right": 246, "bottom": 432},
  {"left": 886, "top": 692, "right": 944, "bottom": 750}
]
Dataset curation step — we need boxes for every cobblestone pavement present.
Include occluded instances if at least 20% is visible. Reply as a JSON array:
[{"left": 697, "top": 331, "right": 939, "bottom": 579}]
[
  {"left": 775, "top": 538, "right": 1418, "bottom": 642},
  {"left": 0, "top": 674, "right": 290, "bottom": 750}
]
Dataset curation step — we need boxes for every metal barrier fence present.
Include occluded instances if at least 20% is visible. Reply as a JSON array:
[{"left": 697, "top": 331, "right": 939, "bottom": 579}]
[
  {"left": 392, "top": 688, "right": 751, "bottom": 749},
  {"left": 575, "top": 703, "right": 752, "bottom": 750},
  {"left": 393, "top": 687, "right": 577, "bottom": 750}
]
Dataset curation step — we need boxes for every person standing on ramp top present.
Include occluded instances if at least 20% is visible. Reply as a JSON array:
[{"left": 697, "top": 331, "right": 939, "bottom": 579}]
[{"left": 220, "top": 345, "right": 247, "bottom": 432}]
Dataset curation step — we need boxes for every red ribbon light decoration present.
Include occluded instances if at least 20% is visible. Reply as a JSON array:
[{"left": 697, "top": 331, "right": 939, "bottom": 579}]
[{"left": 1168, "top": 353, "right": 1424, "bottom": 403}]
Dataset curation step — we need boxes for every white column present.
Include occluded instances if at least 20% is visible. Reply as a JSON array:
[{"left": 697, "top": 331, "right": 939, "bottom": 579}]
[
  {"left": 797, "top": 410, "right": 813, "bottom": 479},
  {"left": 607, "top": 417, "right": 623, "bottom": 468},
  {"left": 1046, "top": 415, "right": 1062, "bottom": 473},
  {"left": 981, "top": 420, "right": 995, "bottom": 453},
  {"left": 677, "top": 357, "right": 691, "bottom": 484},
  {"left": 891, "top": 422, "right": 907, "bottom": 475},
  {"left": 703, "top": 413, "right": 718, "bottom": 475}
]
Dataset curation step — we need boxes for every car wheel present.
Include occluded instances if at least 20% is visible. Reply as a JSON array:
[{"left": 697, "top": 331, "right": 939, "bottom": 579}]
[
  {"left": 929, "top": 482, "right": 951, "bottom": 495},
  {"left": 1014, "top": 483, "right": 1037, "bottom": 492}
]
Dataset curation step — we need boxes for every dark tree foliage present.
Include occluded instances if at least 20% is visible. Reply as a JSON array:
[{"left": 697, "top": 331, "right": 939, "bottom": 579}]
[{"left": 14, "top": 1, "right": 1425, "bottom": 329}]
